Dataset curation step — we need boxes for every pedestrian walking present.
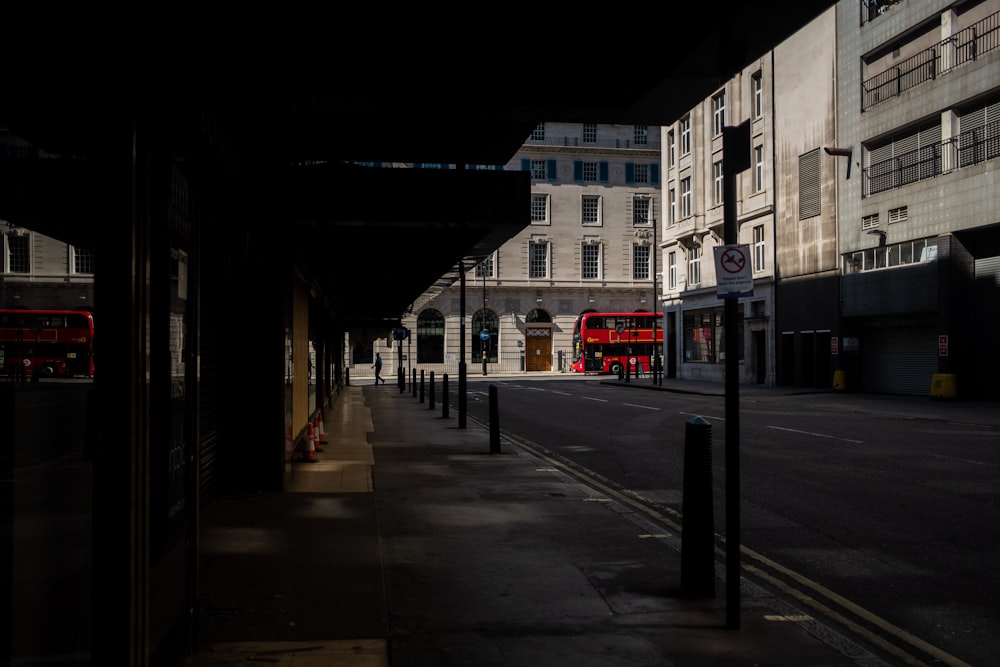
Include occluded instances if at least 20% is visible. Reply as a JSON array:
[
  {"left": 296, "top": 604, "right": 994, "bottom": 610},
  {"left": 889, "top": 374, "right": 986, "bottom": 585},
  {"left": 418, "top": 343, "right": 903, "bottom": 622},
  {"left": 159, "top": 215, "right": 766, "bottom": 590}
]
[{"left": 373, "top": 352, "right": 385, "bottom": 384}]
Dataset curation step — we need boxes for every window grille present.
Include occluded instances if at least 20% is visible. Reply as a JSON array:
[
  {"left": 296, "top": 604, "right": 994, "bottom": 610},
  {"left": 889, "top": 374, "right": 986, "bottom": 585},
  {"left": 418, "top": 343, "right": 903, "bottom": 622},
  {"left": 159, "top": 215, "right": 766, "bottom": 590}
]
[
  {"left": 888, "top": 207, "right": 907, "bottom": 224},
  {"left": 529, "top": 240, "right": 548, "bottom": 279},
  {"left": 73, "top": 247, "right": 95, "bottom": 274},
  {"left": 799, "top": 149, "right": 821, "bottom": 219},
  {"left": 632, "top": 196, "right": 650, "bottom": 225},
  {"left": 862, "top": 214, "right": 880, "bottom": 230},
  {"left": 582, "top": 242, "right": 600, "bottom": 279},
  {"left": 633, "top": 244, "right": 650, "bottom": 280},
  {"left": 8, "top": 234, "right": 29, "bottom": 273},
  {"left": 582, "top": 195, "right": 600, "bottom": 225},
  {"left": 531, "top": 194, "right": 548, "bottom": 223}
]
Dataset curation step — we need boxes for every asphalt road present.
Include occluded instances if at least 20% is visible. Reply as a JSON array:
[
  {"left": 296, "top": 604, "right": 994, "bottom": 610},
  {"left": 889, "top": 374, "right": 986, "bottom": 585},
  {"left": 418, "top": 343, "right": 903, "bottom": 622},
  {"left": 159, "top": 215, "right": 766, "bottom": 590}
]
[{"left": 457, "top": 376, "right": 1000, "bottom": 667}]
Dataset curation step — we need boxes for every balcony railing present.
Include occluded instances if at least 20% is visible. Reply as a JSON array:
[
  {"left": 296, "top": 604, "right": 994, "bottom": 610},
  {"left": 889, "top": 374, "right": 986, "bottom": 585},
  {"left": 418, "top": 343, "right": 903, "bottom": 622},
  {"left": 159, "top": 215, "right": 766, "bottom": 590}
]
[
  {"left": 525, "top": 136, "right": 661, "bottom": 151},
  {"left": 863, "top": 119, "right": 1000, "bottom": 195},
  {"left": 862, "top": 11, "right": 999, "bottom": 111}
]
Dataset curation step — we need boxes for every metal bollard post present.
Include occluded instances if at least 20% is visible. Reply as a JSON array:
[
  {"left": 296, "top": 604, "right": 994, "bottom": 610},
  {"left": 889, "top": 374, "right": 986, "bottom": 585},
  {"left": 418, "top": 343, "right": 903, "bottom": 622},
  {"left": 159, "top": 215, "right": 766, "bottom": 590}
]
[
  {"left": 429, "top": 371, "right": 435, "bottom": 410},
  {"left": 442, "top": 373, "right": 449, "bottom": 419},
  {"left": 345, "top": 367, "right": 350, "bottom": 386},
  {"left": 681, "top": 416, "right": 716, "bottom": 599},
  {"left": 411, "top": 368, "right": 417, "bottom": 397},
  {"left": 419, "top": 370, "right": 425, "bottom": 403},
  {"left": 488, "top": 384, "right": 501, "bottom": 454}
]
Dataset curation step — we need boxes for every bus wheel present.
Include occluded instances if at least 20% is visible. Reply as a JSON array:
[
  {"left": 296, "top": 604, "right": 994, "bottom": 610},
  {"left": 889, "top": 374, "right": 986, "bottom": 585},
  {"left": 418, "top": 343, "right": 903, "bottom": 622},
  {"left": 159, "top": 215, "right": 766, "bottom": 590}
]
[{"left": 609, "top": 362, "right": 622, "bottom": 376}]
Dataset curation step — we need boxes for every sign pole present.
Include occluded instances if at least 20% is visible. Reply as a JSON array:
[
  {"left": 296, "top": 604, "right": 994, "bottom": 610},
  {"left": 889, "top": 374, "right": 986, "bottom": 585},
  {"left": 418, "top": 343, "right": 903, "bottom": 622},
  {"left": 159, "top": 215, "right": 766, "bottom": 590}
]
[{"left": 723, "top": 121, "right": 750, "bottom": 630}]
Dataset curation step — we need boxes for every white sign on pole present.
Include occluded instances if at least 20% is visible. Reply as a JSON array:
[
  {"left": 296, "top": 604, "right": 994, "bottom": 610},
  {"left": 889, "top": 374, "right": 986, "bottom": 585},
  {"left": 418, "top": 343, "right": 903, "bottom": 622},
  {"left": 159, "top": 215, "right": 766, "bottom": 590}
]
[{"left": 713, "top": 244, "right": 754, "bottom": 298}]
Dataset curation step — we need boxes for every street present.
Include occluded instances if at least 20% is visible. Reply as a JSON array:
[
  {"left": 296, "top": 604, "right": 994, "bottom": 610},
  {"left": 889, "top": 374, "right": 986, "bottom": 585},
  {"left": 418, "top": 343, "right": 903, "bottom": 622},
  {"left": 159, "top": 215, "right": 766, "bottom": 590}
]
[{"left": 457, "top": 376, "right": 1000, "bottom": 667}]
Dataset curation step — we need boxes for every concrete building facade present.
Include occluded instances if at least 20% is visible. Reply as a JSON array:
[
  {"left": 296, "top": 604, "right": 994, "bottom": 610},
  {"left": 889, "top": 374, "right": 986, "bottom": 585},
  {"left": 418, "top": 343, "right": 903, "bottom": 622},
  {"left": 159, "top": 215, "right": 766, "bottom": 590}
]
[{"left": 381, "top": 123, "right": 662, "bottom": 379}]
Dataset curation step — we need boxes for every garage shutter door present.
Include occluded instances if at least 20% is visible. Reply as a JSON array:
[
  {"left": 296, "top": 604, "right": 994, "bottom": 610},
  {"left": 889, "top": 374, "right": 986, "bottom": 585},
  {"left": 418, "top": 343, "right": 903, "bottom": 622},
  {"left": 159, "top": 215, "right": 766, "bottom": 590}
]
[{"left": 862, "top": 327, "right": 937, "bottom": 395}]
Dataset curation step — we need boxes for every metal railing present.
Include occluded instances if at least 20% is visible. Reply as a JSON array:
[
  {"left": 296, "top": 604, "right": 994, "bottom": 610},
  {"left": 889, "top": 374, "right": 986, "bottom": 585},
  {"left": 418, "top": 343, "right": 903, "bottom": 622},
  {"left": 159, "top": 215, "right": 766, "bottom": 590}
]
[
  {"left": 862, "top": 11, "right": 999, "bottom": 111},
  {"left": 347, "top": 349, "right": 578, "bottom": 380},
  {"left": 863, "top": 120, "right": 1000, "bottom": 195},
  {"left": 525, "top": 136, "right": 661, "bottom": 151}
]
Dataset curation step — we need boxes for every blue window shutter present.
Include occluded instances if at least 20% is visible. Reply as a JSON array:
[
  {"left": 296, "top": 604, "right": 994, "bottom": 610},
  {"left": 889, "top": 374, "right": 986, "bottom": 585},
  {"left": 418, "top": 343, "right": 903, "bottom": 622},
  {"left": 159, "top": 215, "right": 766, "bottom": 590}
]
[
  {"left": 547, "top": 160, "right": 557, "bottom": 180},
  {"left": 625, "top": 162, "right": 635, "bottom": 184},
  {"left": 650, "top": 163, "right": 660, "bottom": 185},
  {"left": 574, "top": 160, "right": 583, "bottom": 182},
  {"left": 599, "top": 161, "right": 609, "bottom": 183},
  {"left": 521, "top": 158, "right": 530, "bottom": 172}
]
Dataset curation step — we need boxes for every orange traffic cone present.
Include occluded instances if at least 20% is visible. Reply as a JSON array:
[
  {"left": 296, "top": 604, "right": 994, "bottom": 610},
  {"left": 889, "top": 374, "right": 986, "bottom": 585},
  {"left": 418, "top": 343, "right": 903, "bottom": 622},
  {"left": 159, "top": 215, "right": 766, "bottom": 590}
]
[
  {"left": 304, "top": 423, "right": 318, "bottom": 463},
  {"left": 317, "top": 410, "right": 328, "bottom": 446},
  {"left": 312, "top": 414, "right": 324, "bottom": 452}
]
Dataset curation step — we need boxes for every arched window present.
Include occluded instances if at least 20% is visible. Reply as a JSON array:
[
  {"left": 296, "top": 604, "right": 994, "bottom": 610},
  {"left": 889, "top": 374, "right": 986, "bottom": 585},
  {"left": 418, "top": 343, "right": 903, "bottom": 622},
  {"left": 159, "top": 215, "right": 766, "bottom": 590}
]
[
  {"left": 472, "top": 308, "right": 499, "bottom": 363},
  {"left": 526, "top": 308, "right": 552, "bottom": 323},
  {"left": 416, "top": 309, "right": 444, "bottom": 363}
]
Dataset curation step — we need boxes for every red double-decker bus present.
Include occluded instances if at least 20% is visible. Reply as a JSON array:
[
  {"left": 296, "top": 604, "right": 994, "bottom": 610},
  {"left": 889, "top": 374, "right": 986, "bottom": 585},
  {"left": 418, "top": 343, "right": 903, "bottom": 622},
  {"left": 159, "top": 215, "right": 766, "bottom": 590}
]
[
  {"left": 571, "top": 311, "right": 663, "bottom": 376},
  {"left": 0, "top": 308, "right": 95, "bottom": 378}
]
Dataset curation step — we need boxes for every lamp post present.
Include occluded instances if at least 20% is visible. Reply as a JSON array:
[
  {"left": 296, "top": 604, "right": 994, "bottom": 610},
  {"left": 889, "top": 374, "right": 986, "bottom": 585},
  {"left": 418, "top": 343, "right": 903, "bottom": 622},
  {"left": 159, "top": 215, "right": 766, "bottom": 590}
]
[
  {"left": 651, "top": 217, "right": 659, "bottom": 385},
  {"left": 482, "top": 261, "right": 488, "bottom": 376}
]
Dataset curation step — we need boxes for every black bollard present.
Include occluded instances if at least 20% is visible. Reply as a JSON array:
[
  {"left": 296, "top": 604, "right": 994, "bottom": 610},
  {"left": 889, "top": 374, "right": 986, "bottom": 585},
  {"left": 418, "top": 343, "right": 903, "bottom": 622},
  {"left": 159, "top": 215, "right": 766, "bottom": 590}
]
[
  {"left": 412, "top": 368, "right": 417, "bottom": 397},
  {"left": 429, "top": 371, "right": 435, "bottom": 410},
  {"left": 398, "top": 366, "right": 405, "bottom": 393},
  {"left": 488, "top": 384, "right": 501, "bottom": 454},
  {"left": 345, "top": 367, "right": 350, "bottom": 386},
  {"left": 681, "top": 416, "right": 716, "bottom": 599},
  {"left": 442, "top": 373, "right": 449, "bottom": 418},
  {"left": 419, "top": 370, "right": 425, "bottom": 403}
]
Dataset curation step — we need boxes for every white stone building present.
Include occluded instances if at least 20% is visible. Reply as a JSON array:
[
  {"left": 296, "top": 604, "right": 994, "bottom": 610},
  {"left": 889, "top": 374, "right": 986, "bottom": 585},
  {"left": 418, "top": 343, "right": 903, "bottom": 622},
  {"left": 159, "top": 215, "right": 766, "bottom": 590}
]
[{"left": 375, "top": 123, "right": 662, "bottom": 379}]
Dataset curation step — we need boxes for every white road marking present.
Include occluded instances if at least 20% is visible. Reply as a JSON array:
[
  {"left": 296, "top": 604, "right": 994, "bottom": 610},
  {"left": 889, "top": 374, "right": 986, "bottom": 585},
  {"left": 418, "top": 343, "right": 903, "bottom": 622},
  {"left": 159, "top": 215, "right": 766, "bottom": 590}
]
[
  {"left": 767, "top": 425, "right": 863, "bottom": 444},
  {"left": 623, "top": 403, "right": 659, "bottom": 411}
]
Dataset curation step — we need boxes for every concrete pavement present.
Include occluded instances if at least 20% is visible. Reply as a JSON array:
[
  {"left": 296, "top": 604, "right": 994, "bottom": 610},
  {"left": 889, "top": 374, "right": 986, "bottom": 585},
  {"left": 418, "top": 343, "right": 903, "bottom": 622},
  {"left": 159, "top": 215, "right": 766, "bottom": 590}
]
[{"left": 183, "top": 375, "right": 997, "bottom": 666}]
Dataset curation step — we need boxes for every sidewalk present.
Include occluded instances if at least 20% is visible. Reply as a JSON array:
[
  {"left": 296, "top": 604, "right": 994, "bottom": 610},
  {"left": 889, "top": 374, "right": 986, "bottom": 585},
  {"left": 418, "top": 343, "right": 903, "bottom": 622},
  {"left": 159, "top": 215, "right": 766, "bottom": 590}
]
[{"left": 184, "top": 376, "right": 997, "bottom": 666}]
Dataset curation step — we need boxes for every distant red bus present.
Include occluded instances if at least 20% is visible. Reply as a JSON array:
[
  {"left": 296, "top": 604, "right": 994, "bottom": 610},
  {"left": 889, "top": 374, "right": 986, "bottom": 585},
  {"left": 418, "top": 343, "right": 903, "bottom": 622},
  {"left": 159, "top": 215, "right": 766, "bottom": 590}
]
[
  {"left": 0, "top": 309, "right": 95, "bottom": 378},
  {"left": 571, "top": 311, "right": 663, "bottom": 375}
]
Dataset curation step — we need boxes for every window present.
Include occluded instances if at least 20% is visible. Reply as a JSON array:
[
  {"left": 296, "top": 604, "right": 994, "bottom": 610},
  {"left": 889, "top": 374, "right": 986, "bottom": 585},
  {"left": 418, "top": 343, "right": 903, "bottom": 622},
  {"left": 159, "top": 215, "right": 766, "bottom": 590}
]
[
  {"left": 530, "top": 159, "right": 546, "bottom": 180},
  {"left": 634, "top": 125, "right": 649, "bottom": 146},
  {"left": 633, "top": 244, "right": 650, "bottom": 280},
  {"left": 583, "top": 123, "right": 597, "bottom": 143},
  {"left": 668, "top": 188, "right": 676, "bottom": 224},
  {"left": 713, "top": 160, "right": 724, "bottom": 205},
  {"left": 888, "top": 206, "right": 908, "bottom": 224},
  {"left": 680, "top": 116, "right": 691, "bottom": 155},
  {"left": 529, "top": 239, "right": 549, "bottom": 279},
  {"left": 475, "top": 252, "right": 495, "bottom": 278},
  {"left": 416, "top": 309, "right": 445, "bottom": 363},
  {"left": 862, "top": 213, "right": 880, "bottom": 230},
  {"left": 582, "top": 195, "right": 601, "bottom": 225},
  {"left": 632, "top": 163, "right": 649, "bottom": 184},
  {"left": 574, "top": 160, "right": 608, "bottom": 183},
  {"left": 752, "top": 71, "right": 763, "bottom": 118},
  {"left": 531, "top": 123, "right": 545, "bottom": 141},
  {"left": 632, "top": 195, "right": 651, "bottom": 226},
  {"left": 712, "top": 91, "right": 726, "bottom": 136},
  {"left": 7, "top": 234, "right": 29, "bottom": 273},
  {"left": 753, "top": 224, "right": 765, "bottom": 271},
  {"left": 667, "top": 130, "right": 675, "bottom": 166},
  {"left": 683, "top": 307, "right": 742, "bottom": 364},
  {"left": 753, "top": 145, "right": 764, "bottom": 192},
  {"left": 582, "top": 242, "right": 601, "bottom": 279},
  {"left": 688, "top": 245, "right": 701, "bottom": 285},
  {"left": 73, "top": 247, "right": 95, "bottom": 274},
  {"left": 799, "top": 149, "right": 821, "bottom": 219},
  {"left": 530, "top": 193, "right": 549, "bottom": 223},
  {"left": 680, "top": 177, "right": 692, "bottom": 218},
  {"left": 668, "top": 251, "right": 677, "bottom": 289}
]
